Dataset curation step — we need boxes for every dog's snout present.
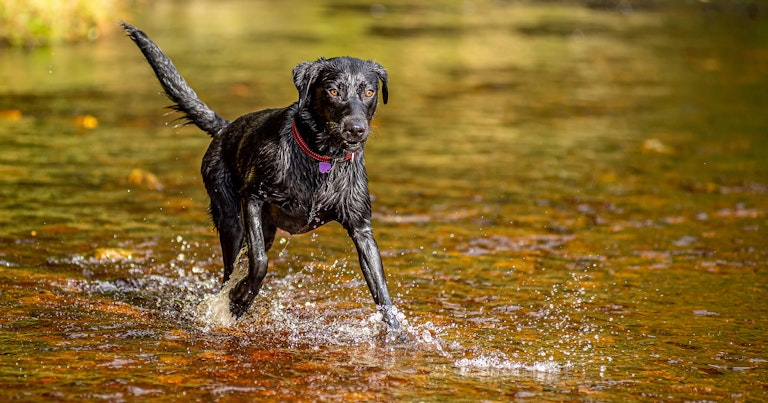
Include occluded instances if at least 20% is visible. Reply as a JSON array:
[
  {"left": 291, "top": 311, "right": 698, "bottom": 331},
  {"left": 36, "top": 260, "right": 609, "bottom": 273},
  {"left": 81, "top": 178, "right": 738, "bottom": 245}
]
[
  {"left": 346, "top": 123, "right": 366, "bottom": 138},
  {"left": 343, "top": 118, "right": 368, "bottom": 139}
]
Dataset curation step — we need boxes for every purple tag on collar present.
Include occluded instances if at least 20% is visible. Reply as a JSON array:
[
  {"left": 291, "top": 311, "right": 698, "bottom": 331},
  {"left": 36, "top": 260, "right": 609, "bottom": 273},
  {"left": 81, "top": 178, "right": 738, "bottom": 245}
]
[{"left": 319, "top": 161, "right": 332, "bottom": 173}]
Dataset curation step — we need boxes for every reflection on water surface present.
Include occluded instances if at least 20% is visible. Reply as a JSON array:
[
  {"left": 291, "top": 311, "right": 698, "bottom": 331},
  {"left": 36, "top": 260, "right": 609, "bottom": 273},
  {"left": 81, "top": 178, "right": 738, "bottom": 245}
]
[{"left": 1, "top": 1, "right": 766, "bottom": 401}]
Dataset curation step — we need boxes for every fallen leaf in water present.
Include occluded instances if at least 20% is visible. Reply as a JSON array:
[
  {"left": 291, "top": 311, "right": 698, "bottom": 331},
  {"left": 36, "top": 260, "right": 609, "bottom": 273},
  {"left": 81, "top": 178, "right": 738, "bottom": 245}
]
[
  {"left": 157, "top": 375, "right": 187, "bottom": 385},
  {"left": 231, "top": 83, "right": 250, "bottom": 96},
  {"left": 642, "top": 138, "right": 673, "bottom": 154},
  {"left": 597, "top": 171, "right": 617, "bottom": 183},
  {"left": 74, "top": 114, "right": 98, "bottom": 129},
  {"left": 92, "top": 248, "right": 134, "bottom": 261},
  {"left": 128, "top": 168, "right": 164, "bottom": 190},
  {"left": 701, "top": 57, "right": 720, "bottom": 72},
  {"left": 41, "top": 224, "right": 80, "bottom": 234},
  {"left": 163, "top": 197, "right": 195, "bottom": 213},
  {"left": 0, "top": 109, "right": 22, "bottom": 121}
]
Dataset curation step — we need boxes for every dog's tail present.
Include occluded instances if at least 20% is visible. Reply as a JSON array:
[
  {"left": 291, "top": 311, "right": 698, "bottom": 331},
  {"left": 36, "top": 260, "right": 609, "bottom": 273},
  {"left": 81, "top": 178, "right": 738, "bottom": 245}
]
[{"left": 121, "top": 22, "right": 229, "bottom": 137}]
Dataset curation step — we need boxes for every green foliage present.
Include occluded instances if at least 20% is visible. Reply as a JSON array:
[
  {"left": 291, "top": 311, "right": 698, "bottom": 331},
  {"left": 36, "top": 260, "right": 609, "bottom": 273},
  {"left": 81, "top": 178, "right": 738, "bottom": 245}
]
[{"left": 0, "top": 0, "right": 127, "bottom": 47}]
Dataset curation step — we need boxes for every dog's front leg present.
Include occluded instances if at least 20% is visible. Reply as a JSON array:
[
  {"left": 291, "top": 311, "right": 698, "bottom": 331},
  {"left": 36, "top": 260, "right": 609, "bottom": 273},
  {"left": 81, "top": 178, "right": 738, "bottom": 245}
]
[
  {"left": 348, "top": 225, "right": 399, "bottom": 329},
  {"left": 229, "top": 195, "right": 269, "bottom": 319}
]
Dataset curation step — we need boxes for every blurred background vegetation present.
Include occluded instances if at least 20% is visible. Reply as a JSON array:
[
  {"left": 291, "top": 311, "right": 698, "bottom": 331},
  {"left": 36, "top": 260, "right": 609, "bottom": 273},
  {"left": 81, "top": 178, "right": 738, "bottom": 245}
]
[
  {"left": 0, "top": 0, "right": 131, "bottom": 47},
  {"left": 0, "top": 0, "right": 763, "bottom": 48}
]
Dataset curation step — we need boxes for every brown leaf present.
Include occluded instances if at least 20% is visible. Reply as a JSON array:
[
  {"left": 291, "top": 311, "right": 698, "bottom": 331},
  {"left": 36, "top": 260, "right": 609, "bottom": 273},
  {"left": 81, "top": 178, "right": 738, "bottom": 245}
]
[
  {"left": 0, "top": 109, "right": 22, "bottom": 121},
  {"left": 128, "top": 168, "right": 164, "bottom": 190},
  {"left": 74, "top": 114, "right": 98, "bottom": 129},
  {"left": 92, "top": 248, "right": 134, "bottom": 261}
]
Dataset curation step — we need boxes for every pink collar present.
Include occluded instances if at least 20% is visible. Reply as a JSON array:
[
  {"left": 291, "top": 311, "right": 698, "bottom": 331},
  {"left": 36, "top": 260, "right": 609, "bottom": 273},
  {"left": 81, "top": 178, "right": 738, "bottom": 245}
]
[{"left": 291, "top": 120, "right": 355, "bottom": 162}]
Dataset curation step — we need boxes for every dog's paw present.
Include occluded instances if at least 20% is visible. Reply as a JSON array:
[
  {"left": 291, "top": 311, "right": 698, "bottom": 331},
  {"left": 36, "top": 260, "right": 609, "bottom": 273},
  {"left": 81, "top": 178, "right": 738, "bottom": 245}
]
[
  {"left": 228, "top": 279, "right": 257, "bottom": 319},
  {"left": 383, "top": 313, "right": 400, "bottom": 331},
  {"left": 381, "top": 305, "right": 403, "bottom": 330},
  {"left": 386, "top": 327, "right": 409, "bottom": 343}
]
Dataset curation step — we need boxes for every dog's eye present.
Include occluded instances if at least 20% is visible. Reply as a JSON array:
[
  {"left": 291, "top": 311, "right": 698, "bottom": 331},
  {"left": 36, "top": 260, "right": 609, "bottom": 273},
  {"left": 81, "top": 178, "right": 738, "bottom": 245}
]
[
  {"left": 329, "top": 89, "right": 339, "bottom": 97},
  {"left": 365, "top": 89, "right": 375, "bottom": 97}
]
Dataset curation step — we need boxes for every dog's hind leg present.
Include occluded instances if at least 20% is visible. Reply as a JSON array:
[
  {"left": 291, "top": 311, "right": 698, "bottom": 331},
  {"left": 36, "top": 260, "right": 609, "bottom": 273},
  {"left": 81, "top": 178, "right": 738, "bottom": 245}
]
[
  {"left": 202, "top": 157, "right": 244, "bottom": 283},
  {"left": 229, "top": 195, "right": 270, "bottom": 318},
  {"left": 216, "top": 209, "right": 243, "bottom": 284},
  {"left": 209, "top": 198, "right": 243, "bottom": 283}
]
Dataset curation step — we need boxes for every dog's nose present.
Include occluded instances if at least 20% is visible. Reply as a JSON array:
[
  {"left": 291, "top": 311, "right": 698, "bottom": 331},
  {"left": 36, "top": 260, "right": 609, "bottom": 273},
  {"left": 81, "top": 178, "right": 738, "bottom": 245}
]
[{"left": 344, "top": 120, "right": 368, "bottom": 139}]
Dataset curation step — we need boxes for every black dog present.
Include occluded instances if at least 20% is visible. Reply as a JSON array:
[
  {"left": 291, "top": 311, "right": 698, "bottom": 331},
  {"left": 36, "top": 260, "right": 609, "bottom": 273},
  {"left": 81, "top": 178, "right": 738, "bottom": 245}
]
[{"left": 121, "top": 22, "right": 399, "bottom": 329}]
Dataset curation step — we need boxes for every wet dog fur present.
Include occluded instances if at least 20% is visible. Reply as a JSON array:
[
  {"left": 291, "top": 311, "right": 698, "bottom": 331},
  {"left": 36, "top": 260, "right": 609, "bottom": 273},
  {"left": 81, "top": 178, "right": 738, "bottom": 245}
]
[{"left": 121, "top": 22, "right": 399, "bottom": 329}]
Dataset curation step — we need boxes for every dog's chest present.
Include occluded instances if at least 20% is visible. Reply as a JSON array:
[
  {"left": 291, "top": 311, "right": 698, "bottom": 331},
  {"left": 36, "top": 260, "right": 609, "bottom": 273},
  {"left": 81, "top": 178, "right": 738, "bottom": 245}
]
[{"left": 265, "top": 165, "right": 368, "bottom": 233}]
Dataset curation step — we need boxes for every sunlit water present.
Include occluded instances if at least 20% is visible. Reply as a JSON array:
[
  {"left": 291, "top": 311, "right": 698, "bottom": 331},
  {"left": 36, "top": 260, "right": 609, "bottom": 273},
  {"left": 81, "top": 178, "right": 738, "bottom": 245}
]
[{"left": 1, "top": 1, "right": 766, "bottom": 401}]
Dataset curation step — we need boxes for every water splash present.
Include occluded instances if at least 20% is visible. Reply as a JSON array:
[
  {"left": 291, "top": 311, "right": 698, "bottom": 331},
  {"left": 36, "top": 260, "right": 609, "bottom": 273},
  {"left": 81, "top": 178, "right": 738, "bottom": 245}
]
[
  {"left": 191, "top": 247, "right": 428, "bottom": 348},
  {"left": 194, "top": 248, "right": 249, "bottom": 329},
  {"left": 77, "top": 237, "right": 601, "bottom": 382},
  {"left": 455, "top": 352, "right": 565, "bottom": 376}
]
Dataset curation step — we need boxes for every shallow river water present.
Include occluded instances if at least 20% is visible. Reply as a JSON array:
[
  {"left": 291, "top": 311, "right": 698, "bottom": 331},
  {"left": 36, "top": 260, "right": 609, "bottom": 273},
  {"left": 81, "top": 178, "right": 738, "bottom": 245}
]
[{"left": 1, "top": 1, "right": 766, "bottom": 401}]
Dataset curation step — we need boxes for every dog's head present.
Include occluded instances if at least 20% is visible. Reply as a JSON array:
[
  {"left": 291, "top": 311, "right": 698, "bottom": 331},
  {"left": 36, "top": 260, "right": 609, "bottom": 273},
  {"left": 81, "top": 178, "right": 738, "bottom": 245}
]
[{"left": 293, "top": 57, "right": 388, "bottom": 154}]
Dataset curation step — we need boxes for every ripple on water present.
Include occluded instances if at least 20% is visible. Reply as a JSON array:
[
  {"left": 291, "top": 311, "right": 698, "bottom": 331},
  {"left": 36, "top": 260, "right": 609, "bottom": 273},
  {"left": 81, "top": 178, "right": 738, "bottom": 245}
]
[{"left": 455, "top": 353, "right": 565, "bottom": 376}]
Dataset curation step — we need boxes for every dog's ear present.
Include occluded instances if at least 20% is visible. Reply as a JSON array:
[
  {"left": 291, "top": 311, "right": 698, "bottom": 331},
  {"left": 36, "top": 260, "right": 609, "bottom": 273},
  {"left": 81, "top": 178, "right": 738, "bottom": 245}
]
[
  {"left": 293, "top": 59, "right": 325, "bottom": 109},
  {"left": 370, "top": 62, "right": 388, "bottom": 105}
]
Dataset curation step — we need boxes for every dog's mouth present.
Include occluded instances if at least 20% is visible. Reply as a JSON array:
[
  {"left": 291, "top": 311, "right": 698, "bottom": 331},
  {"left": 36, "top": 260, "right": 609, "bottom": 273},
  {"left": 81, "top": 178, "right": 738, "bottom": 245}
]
[
  {"left": 325, "top": 121, "right": 368, "bottom": 153},
  {"left": 343, "top": 140, "right": 364, "bottom": 151}
]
